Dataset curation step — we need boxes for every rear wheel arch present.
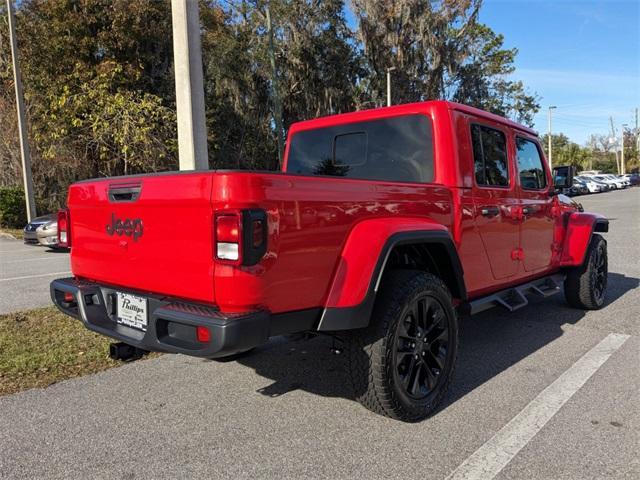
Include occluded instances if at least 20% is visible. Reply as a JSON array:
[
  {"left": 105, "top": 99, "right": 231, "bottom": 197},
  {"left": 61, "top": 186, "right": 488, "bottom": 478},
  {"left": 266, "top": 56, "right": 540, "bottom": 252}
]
[
  {"left": 318, "top": 230, "right": 466, "bottom": 331},
  {"left": 383, "top": 239, "right": 465, "bottom": 301}
]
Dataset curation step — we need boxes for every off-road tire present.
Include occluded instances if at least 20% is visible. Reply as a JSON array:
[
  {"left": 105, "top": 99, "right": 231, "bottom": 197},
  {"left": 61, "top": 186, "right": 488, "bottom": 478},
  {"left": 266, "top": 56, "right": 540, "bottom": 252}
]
[
  {"left": 564, "top": 233, "right": 608, "bottom": 309},
  {"left": 346, "top": 270, "right": 458, "bottom": 422}
]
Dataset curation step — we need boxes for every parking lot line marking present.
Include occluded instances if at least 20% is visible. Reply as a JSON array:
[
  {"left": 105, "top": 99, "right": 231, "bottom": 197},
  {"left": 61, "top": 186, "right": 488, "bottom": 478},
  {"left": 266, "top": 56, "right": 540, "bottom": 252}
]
[
  {"left": 0, "top": 250, "right": 40, "bottom": 254},
  {"left": 0, "top": 250, "right": 62, "bottom": 255},
  {"left": 446, "top": 332, "right": 630, "bottom": 480},
  {"left": 0, "top": 271, "right": 71, "bottom": 282},
  {"left": 2, "top": 256, "right": 68, "bottom": 264}
]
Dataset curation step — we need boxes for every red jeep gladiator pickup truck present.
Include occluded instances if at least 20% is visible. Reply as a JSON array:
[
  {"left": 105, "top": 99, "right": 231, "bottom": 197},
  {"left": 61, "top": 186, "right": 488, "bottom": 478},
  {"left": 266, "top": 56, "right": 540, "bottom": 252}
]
[{"left": 51, "top": 101, "right": 608, "bottom": 421}]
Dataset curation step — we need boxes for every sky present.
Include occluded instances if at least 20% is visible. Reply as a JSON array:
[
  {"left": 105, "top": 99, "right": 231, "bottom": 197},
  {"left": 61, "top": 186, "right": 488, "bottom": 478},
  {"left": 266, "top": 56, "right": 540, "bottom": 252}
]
[{"left": 480, "top": 0, "right": 640, "bottom": 145}]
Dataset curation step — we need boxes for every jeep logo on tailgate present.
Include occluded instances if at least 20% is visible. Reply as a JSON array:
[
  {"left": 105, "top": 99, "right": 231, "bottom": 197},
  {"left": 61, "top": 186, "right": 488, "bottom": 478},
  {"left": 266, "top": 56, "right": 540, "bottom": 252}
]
[{"left": 106, "top": 213, "right": 143, "bottom": 241}]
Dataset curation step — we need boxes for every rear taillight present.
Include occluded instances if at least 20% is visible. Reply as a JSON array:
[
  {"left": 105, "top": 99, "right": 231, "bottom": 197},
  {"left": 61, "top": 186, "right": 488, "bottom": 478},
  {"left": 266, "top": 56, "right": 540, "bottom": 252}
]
[
  {"left": 214, "top": 209, "right": 267, "bottom": 266},
  {"left": 215, "top": 213, "right": 242, "bottom": 262},
  {"left": 57, "top": 209, "right": 71, "bottom": 248}
]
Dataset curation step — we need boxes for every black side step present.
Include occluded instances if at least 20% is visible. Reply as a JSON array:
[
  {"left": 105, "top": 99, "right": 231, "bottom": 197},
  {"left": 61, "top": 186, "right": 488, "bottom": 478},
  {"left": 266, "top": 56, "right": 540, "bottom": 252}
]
[{"left": 467, "top": 273, "right": 565, "bottom": 316}]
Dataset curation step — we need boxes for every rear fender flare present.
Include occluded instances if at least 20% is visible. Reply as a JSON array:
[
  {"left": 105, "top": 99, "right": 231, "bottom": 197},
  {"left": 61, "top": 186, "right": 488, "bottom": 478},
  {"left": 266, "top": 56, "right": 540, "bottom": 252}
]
[
  {"left": 317, "top": 218, "right": 466, "bottom": 331},
  {"left": 560, "top": 212, "right": 609, "bottom": 267}
]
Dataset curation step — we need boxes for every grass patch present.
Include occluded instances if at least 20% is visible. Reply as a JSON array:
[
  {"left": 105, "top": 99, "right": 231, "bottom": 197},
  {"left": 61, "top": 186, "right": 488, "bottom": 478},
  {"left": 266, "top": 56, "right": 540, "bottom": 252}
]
[
  {"left": 0, "top": 307, "right": 156, "bottom": 396},
  {"left": 0, "top": 228, "right": 24, "bottom": 239}
]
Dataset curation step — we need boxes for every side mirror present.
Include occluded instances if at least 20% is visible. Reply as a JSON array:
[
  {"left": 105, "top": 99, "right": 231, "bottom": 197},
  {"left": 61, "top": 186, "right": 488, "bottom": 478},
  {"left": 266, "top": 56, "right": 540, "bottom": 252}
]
[{"left": 552, "top": 165, "right": 574, "bottom": 190}]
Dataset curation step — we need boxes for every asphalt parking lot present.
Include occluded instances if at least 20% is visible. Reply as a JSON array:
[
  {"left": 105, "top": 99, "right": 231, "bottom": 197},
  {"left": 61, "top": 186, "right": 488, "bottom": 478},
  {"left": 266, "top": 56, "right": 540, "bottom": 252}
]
[
  {"left": 0, "top": 188, "right": 638, "bottom": 479},
  {"left": 0, "top": 240, "right": 70, "bottom": 314}
]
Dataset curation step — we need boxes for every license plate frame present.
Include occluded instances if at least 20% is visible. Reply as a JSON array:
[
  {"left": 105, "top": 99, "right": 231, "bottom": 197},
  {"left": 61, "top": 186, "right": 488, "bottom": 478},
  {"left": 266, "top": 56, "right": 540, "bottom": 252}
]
[{"left": 116, "top": 292, "right": 148, "bottom": 332}]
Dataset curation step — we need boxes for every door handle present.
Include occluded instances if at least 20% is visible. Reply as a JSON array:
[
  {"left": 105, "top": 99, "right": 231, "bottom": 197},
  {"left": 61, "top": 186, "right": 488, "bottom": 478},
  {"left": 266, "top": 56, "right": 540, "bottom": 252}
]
[{"left": 481, "top": 206, "right": 500, "bottom": 217}]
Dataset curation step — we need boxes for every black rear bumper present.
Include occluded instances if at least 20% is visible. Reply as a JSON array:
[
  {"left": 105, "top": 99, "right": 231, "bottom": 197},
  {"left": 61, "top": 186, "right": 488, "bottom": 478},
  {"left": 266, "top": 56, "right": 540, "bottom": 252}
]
[{"left": 50, "top": 278, "right": 270, "bottom": 358}]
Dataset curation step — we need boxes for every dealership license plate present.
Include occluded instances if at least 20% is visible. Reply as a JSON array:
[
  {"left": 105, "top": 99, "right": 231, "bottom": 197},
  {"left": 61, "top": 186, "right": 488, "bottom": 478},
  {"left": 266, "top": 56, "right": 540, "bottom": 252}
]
[{"left": 116, "top": 292, "right": 148, "bottom": 331}]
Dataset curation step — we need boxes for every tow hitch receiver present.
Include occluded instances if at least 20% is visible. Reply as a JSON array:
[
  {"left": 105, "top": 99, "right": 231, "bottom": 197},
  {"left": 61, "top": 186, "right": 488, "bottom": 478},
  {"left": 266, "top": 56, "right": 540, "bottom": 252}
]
[{"left": 109, "top": 342, "right": 149, "bottom": 361}]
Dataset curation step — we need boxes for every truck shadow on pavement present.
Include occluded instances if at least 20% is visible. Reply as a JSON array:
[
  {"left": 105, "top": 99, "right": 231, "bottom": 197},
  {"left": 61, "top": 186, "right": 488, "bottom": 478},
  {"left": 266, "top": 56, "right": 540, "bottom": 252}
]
[{"left": 234, "top": 272, "right": 638, "bottom": 411}]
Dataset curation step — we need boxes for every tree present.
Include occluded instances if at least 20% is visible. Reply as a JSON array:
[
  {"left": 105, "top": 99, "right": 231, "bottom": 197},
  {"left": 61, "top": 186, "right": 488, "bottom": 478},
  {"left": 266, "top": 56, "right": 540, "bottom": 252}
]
[
  {"left": 0, "top": 0, "right": 179, "bottom": 211},
  {"left": 200, "top": 3, "right": 276, "bottom": 170},
  {"left": 540, "top": 133, "right": 570, "bottom": 156},
  {"left": 205, "top": 0, "right": 362, "bottom": 169},
  {"left": 452, "top": 23, "right": 539, "bottom": 125},
  {"left": 540, "top": 133, "right": 596, "bottom": 170},
  {"left": 622, "top": 128, "right": 639, "bottom": 173},
  {"left": 0, "top": 5, "right": 27, "bottom": 188},
  {"left": 351, "top": 0, "right": 539, "bottom": 124},
  {"left": 585, "top": 133, "right": 618, "bottom": 173},
  {"left": 273, "top": 0, "right": 362, "bottom": 124}
]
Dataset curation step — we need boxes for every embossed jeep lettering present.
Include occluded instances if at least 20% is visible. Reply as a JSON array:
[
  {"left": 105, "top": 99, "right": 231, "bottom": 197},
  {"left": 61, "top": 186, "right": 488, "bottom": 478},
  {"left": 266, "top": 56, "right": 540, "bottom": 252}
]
[{"left": 106, "top": 213, "right": 143, "bottom": 241}]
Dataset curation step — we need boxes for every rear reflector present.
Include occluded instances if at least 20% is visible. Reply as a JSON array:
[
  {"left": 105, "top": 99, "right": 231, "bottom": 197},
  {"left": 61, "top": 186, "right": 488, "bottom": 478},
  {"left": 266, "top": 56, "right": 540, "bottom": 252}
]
[
  {"left": 63, "top": 292, "right": 74, "bottom": 302},
  {"left": 196, "top": 326, "right": 210, "bottom": 343}
]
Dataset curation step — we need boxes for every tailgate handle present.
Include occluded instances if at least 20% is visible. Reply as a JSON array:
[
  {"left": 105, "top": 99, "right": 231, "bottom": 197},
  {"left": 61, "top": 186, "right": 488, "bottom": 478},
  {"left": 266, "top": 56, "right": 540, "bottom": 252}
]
[{"left": 109, "top": 184, "right": 141, "bottom": 202}]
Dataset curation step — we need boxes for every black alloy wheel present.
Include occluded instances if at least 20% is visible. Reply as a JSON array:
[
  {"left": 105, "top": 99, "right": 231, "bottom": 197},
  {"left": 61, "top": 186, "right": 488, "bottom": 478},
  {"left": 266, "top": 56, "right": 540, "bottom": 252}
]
[
  {"left": 393, "top": 295, "right": 449, "bottom": 399},
  {"left": 565, "top": 233, "right": 608, "bottom": 310},
  {"left": 591, "top": 239, "right": 607, "bottom": 304},
  {"left": 347, "top": 270, "right": 458, "bottom": 422}
]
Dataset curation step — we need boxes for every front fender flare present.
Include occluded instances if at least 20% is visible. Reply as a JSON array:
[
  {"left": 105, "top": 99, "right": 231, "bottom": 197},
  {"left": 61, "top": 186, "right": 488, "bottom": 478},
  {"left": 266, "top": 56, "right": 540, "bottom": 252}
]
[
  {"left": 560, "top": 212, "right": 609, "bottom": 267},
  {"left": 317, "top": 218, "right": 465, "bottom": 331}
]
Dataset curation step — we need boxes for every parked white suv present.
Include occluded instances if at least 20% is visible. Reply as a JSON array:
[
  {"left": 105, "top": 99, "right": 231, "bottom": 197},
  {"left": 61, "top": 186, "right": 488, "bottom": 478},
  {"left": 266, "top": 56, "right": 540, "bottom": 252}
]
[
  {"left": 574, "top": 177, "right": 604, "bottom": 193},
  {"left": 576, "top": 175, "right": 609, "bottom": 192},
  {"left": 591, "top": 175, "right": 625, "bottom": 189},
  {"left": 603, "top": 175, "right": 628, "bottom": 188},
  {"left": 615, "top": 175, "right": 631, "bottom": 187}
]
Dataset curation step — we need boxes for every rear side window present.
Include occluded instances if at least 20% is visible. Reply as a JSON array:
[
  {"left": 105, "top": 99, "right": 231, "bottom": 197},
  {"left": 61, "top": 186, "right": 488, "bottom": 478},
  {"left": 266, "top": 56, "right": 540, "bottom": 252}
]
[
  {"left": 286, "top": 115, "right": 434, "bottom": 183},
  {"left": 471, "top": 124, "right": 509, "bottom": 187},
  {"left": 516, "top": 137, "right": 547, "bottom": 189}
]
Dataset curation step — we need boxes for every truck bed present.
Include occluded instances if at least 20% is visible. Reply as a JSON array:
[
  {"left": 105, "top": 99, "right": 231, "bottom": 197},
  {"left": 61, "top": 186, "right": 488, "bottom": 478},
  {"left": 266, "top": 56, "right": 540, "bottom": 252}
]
[{"left": 67, "top": 171, "right": 454, "bottom": 312}]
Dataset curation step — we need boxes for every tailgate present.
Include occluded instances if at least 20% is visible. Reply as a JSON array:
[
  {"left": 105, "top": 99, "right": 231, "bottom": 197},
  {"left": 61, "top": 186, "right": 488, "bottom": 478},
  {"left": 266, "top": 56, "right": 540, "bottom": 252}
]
[{"left": 68, "top": 172, "right": 216, "bottom": 304}]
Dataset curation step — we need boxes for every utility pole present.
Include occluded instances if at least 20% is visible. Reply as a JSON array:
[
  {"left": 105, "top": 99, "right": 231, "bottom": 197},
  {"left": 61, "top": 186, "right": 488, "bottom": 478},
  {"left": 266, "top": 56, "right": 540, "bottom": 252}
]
[
  {"left": 386, "top": 67, "right": 396, "bottom": 107},
  {"left": 609, "top": 117, "right": 620, "bottom": 174},
  {"left": 171, "top": 0, "right": 208, "bottom": 170},
  {"left": 6, "top": 0, "right": 36, "bottom": 221},
  {"left": 547, "top": 106, "right": 556, "bottom": 169},
  {"left": 265, "top": 2, "right": 284, "bottom": 169},
  {"left": 621, "top": 124, "right": 628, "bottom": 175},
  {"left": 635, "top": 107, "right": 640, "bottom": 154}
]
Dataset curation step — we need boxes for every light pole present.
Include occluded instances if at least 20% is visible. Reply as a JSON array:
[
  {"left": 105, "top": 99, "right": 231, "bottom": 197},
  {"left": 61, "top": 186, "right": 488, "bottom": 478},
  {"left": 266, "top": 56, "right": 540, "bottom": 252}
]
[
  {"left": 386, "top": 67, "right": 396, "bottom": 107},
  {"left": 621, "top": 123, "right": 628, "bottom": 175},
  {"left": 6, "top": 0, "right": 36, "bottom": 221},
  {"left": 547, "top": 106, "right": 557, "bottom": 170}
]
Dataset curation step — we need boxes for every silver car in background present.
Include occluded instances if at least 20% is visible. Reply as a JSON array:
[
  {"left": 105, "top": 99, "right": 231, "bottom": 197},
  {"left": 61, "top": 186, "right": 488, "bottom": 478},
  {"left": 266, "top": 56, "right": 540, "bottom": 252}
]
[{"left": 23, "top": 214, "right": 60, "bottom": 248}]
